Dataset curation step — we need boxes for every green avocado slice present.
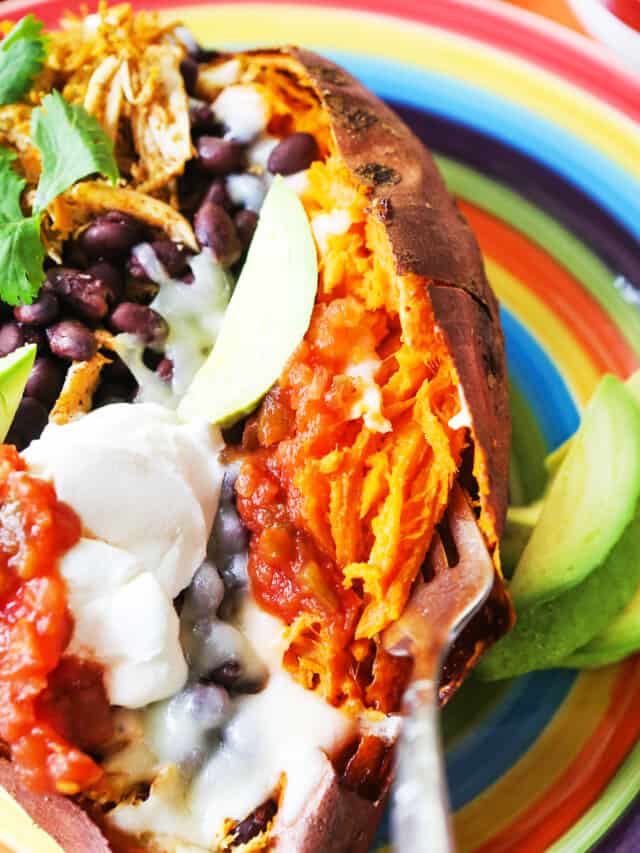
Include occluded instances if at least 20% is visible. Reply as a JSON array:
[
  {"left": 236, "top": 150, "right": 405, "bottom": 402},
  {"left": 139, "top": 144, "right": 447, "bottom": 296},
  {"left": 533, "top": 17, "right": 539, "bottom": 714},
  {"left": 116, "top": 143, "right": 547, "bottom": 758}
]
[
  {"left": 0, "top": 344, "right": 37, "bottom": 442},
  {"left": 178, "top": 176, "right": 318, "bottom": 427},
  {"left": 477, "top": 511, "right": 640, "bottom": 680},
  {"left": 509, "top": 375, "right": 640, "bottom": 608},
  {"left": 560, "top": 368, "right": 640, "bottom": 668},
  {"left": 563, "top": 583, "right": 640, "bottom": 669}
]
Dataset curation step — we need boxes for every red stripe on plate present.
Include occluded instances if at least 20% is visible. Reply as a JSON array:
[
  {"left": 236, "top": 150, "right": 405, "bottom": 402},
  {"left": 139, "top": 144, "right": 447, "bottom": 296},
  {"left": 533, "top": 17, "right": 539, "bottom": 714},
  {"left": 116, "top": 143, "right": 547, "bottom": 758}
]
[{"left": 2, "top": 0, "right": 640, "bottom": 123}]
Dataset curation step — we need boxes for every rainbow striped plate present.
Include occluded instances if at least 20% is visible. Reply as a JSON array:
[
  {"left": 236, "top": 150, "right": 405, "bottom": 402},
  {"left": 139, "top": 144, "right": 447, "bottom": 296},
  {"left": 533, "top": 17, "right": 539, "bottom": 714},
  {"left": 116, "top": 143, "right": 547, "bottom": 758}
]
[{"left": 4, "top": 0, "right": 640, "bottom": 849}]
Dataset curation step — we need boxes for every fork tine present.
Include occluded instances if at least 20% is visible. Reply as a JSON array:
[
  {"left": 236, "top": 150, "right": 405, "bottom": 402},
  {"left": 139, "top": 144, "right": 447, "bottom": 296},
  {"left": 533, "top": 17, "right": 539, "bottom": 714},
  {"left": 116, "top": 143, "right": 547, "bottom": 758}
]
[{"left": 391, "top": 483, "right": 496, "bottom": 853}]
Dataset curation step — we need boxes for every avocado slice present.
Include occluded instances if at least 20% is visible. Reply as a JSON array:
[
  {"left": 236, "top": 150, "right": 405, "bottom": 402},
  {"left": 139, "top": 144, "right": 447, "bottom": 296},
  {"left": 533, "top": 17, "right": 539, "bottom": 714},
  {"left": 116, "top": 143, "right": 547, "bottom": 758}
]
[
  {"left": 559, "top": 369, "right": 640, "bottom": 668},
  {"left": 508, "top": 375, "right": 640, "bottom": 607},
  {"left": 563, "top": 583, "right": 640, "bottom": 669},
  {"left": 0, "top": 344, "right": 37, "bottom": 442},
  {"left": 477, "top": 511, "right": 640, "bottom": 680},
  {"left": 178, "top": 177, "right": 318, "bottom": 426}
]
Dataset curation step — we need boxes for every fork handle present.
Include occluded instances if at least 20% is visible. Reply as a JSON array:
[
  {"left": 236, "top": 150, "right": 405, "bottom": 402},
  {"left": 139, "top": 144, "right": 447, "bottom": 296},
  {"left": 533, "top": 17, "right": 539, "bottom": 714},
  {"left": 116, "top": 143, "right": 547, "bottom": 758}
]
[{"left": 391, "top": 678, "right": 455, "bottom": 853}]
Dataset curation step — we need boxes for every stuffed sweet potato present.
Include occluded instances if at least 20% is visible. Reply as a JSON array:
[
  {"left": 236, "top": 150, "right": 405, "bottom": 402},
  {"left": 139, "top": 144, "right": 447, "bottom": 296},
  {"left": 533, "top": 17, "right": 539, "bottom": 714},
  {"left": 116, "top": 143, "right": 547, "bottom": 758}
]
[{"left": 0, "top": 7, "right": 512, "bottom": 852}]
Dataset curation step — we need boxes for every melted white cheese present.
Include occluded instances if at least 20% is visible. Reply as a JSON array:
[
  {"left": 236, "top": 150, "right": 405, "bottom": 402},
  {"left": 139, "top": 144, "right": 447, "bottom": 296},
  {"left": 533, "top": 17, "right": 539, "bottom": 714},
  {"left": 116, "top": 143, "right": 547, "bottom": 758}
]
[
  {"left": 345, "top": 359, "right": 392, "bottom": 433},
  {"left": 311, "top": 209, "right": 352, "bottom": 254},
  {"left": 23, "top": 404, "right": 224, "bottom": 707},
  {"left": 109, "top": 604, "right": 355, "bottom": 848},
  {"left": 247, "top": 134, "right": 278, "bottom": 171},
  {"left": 117, "top": 246, "right": 231, "bottom": 405},
  {"left": 448, "top": 384, "right": 472, "bottom": 431},
  {"left": 213, "top": 84, "right": 268, "bottom": 143},
  {"left": 226, "top": 173, "right": 267, "bottom": 212}
]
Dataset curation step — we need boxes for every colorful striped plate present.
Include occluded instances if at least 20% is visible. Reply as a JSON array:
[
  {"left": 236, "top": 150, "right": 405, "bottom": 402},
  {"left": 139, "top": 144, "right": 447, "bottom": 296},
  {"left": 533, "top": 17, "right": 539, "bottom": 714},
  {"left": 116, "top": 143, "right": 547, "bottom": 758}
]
[{"left": 3, "top": 0, "right": 640, "bottom": 849}]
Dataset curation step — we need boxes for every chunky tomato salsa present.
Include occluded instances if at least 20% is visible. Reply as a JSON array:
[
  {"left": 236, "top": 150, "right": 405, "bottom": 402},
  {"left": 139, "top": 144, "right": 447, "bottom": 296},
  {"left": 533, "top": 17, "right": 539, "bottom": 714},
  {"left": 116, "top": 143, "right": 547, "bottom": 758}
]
[{"left": 0, "top": 446, "right": 111, "bottom": 794}]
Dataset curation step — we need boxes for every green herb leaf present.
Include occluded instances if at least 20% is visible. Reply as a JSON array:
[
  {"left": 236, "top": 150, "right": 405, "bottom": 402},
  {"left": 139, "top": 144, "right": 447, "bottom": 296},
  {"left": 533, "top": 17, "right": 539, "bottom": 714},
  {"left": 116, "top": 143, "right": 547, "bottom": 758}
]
[
  {"left": 32, "top": 90, "right": 119, "bottom": 212},
  {"left": 0, "top": 215, "right": 45, "bottom": 306},
  {"left": 0, "top": 147, "right": 26, "bottom": 223},
  {"left": 0, "top": 15, "right": 48, "bottom": 106}
]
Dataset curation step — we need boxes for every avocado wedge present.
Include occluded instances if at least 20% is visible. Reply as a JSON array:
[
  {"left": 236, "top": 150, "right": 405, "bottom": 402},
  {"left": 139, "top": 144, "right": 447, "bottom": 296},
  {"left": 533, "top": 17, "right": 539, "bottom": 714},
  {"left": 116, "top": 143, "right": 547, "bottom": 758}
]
[
  {"left": 178, "top": 177, "right": 318, "bottom": 427},
  {"left": 0, "top": 344, "right": 37, "bottom": 442},
  {"left": 509, "top": 375, "right": 640, "bottom": 607},
  {"left": 477, "top": 511, "right": 640, "bottom": 680},
  {"left": 563, "top": 582, "right": 640, "bottom": 669}
]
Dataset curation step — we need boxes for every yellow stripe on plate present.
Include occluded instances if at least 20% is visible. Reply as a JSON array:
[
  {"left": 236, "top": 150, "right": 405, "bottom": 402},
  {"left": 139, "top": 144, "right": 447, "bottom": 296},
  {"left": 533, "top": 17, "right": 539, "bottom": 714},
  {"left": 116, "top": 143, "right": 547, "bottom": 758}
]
[
  {"left": 453, "top": 667, "right": 621, "bottom": 851},
  {"left": 483, "top": 258, "right": 599, "bottom": 408},
  {"left": 170, "top": 4, "right": 640, "bottom": 179}
]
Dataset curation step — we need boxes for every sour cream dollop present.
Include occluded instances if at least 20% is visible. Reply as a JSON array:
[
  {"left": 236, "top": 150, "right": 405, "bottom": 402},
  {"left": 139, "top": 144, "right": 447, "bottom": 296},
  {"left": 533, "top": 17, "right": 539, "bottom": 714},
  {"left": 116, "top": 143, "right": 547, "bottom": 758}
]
[{"left": 23, "top": 403, "right": 224, "bottom": 708}]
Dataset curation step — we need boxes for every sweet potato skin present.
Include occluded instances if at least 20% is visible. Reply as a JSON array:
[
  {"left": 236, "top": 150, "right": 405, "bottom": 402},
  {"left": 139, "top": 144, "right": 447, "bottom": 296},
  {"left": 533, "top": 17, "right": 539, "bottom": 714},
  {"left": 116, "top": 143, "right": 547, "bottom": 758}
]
[
  {"left": 272, "top": 756, "right": 385, "bottom": 853},
  {"left": 0, "top": 759, "right": 110, "bottom": 853}
]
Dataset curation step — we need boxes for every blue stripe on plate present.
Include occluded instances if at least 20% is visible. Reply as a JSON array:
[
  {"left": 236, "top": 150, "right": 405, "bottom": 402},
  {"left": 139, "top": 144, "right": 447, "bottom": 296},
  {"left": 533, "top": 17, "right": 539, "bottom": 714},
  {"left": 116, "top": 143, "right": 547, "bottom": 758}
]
[
  {"left": 501, "top": 308, "right": 580, "bottom": 449},
  {"left": 445, "top": 670, "right": 577, "bottom": 809}
]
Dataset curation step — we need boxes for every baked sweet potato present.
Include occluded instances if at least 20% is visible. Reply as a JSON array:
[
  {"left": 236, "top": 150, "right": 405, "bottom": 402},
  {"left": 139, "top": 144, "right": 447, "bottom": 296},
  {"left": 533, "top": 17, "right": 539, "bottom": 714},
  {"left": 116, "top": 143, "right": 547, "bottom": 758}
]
[{"left": 0, "top": 13, "right": 512, "bottom": 853}]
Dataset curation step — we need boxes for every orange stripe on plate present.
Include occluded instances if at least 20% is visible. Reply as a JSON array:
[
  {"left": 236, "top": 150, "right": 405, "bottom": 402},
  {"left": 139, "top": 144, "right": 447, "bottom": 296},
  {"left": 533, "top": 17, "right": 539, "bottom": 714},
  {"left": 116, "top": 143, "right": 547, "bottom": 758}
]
[
  {"left": 473, "top": 655, "right": 640, "bottom": 852},
  {"left": 458, "top": 200, "right": 639, "bottom": 378}
]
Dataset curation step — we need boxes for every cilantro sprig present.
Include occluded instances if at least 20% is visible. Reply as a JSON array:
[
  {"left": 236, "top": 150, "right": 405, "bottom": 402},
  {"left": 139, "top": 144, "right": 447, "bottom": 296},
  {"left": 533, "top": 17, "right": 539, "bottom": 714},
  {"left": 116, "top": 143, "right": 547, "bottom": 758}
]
[
  {"left": 0, "top": 91, "right": 119, "bottom": 305},
  {"left": 0, "top": 15, "right": 48, "bottom": 106},
  {"left": 32, "top": 91, "right": 119, "bottom": 213}
]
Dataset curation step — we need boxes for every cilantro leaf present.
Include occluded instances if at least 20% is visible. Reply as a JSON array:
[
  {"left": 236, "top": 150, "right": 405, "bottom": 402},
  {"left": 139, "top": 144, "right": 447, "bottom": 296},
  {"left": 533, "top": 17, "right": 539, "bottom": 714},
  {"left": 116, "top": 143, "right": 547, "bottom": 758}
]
[
  {"left": 0, "top": 15, "right": 48, "bottom": 106},
  {"left": 32, "top": 91, "right": 119, "bottom": 213},
  {"left": 0, "top": 147, "right": 26, "bottom": 223},
  {"left": 0, "top": 215, "right": 44, "bottom": 305}
]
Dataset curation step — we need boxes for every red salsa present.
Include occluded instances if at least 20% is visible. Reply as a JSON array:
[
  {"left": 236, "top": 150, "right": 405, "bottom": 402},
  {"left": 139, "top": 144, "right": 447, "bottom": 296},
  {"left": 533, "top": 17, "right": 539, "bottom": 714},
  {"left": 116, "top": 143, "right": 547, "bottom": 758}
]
[{"left": 0, "top": 445, "right": 112, "bottom": 794}]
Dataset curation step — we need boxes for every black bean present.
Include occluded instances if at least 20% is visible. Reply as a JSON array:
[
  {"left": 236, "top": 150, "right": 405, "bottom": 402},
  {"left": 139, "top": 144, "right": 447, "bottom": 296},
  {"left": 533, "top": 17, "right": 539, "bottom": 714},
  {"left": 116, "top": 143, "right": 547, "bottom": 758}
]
[
  {"left": 196, "top": 137, "right": 243, "bottom": 176},
  {"left": 0, "top": 322, "right": 24, "bottom": 356},
  {"left": 47, "top": 267, "right": 110, "bottom": 323},
  {"left": 47, "top": 320, "right": 97, "bottom": 362},
  {"left": 203, "top": 178, "right": 231, "bottom": 210},
  {"left": 14, "top": 292, "right": 59, "bottom": 326},
  {"left": 220, "top": 470, "right": 238, "bottom": 504},
  {"left": 231, "top": 801, "right": 278, "bottom": 845},
  {"left": 102, "top": 353, "right": 134, "bottom": 384},
  {"left": 267, "top": 132, "right": 319, "bottom": 175},
  {"left": 189, "top": 102, "right": 216, "bottom": 132},
  {"left": 93, "top": 381, "right": 136, "bottom": 408},
  {"left": 175, "top": 683, "right": 229, "bottom": 730},
  {"left": 194, "top": 201, "right": 241, "bottom": 263},
  {"left": 209, "top": 661, "right": 242, "bottom": 690},
  {"left": 185, "top": 562, "right": 225, "bottom": 619},
  {"left": 178, "top": 160, "right": 209, "bottom": 215},
  {"left": 19, "top": 325, "right": 46, "bottom": 353},
  {"left": 180, "top": 57, "right": 199, "bottom": 96},
  {"left": 110, "top": 303, "right": 168, "bottom": 345},
  {"left": 6, "top": 397, "right": 49, "bottom": 450},
  {"left": 214, "top": 506, "right": 249, "bottom": 554},
  {"left": 234, "top": 209, "right": 258, "bottom": 248},
  {"left": 157, "top": 358, "right": 173, "bottom": 383},
  {"left": 87, "top": 262, "right": 123, "bottom": 305},
  {"left": 81, "top": 211, "right": 144, "bottom": 261},
  {"left": 25, "top": 358, "right": 66, "bottom": 408}
]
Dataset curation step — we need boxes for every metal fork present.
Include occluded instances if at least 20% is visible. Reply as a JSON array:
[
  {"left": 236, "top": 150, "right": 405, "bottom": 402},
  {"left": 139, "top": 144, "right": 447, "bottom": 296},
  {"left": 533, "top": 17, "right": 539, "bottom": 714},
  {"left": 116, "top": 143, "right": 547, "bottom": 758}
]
[{"left": 383, "top": 483, "right": 495, "bottom": 853}]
